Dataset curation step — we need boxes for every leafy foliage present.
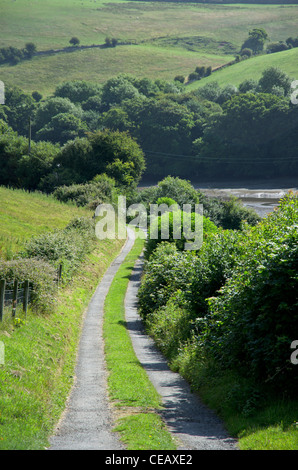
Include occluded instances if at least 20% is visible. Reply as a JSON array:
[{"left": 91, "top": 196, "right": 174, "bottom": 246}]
[
  {"left": 0, "top": 258, "right": 57, "bottom": 314},
  {"left": 22, "top": 217, "right": 97, "bottom": 281}
]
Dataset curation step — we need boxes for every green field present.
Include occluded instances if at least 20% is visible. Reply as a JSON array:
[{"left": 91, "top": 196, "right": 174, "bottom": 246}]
[
  {"left": 0, "top": 45, "right": 231, "bottom": 96},
  {"left": 0, "top": 187, "right": 91, "bottom": 259},
  {"left": 1, "top": 0, "right": 298, "bottom": 94},
  {"left": 187, "top": 46, "right": 298, "bottom": 90}
]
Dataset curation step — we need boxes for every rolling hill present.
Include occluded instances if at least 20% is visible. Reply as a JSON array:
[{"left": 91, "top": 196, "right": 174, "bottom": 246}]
[
  {"left": 187, "top": 46, "right": 298, "bottom": 90},
  {"left": 1, "top": 0, "right": 298, "bottom": 95}
]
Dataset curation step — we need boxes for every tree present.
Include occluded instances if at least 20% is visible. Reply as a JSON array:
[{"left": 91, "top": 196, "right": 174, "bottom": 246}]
[
  {"left": 0, "top": 120, "right": 59, "bottom": 189},
  {"left": 240, "top": 47, "right": 253, "bottom": 58},
  {"left": 32, "top": 91, "right": 43, "bottom": 102},
  {"left": 54, "top": 80, "right": 101, "bottom": 103},
  {"left": 36, "top": 112, "right": 88, "bottom": 145},
  {"left": 53, "top": 129, "right": 145, "bottom": 187},
  {"left": 69, "top": 37, "right": 80, "bottom": 46},
  {"left": 258, "top": 67, "right": 292, "bottom": 96},
  {"left": 24, "top": 42, "right": 37, "bottom": 57},
  {"left": 101, "top": 75, "right": 142, "bottom": 109},
  {"left": 266, "top": 42, "right": 289, "bottom": 54},
  {"left": 238, "top": 79, "right": 258, "bottom": 94},
  {"left": 33, "top": 96, "right": 82, "bottom": 133},
  {"left": 241, "top": 28, "right": 269, "bottom": 54},
  {"left": 3, "top": 86, "right": 37, "bottom": 136}
]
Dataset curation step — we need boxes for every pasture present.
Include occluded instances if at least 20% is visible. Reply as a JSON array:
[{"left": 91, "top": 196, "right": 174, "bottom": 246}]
[{"left": 1, "top": 0, "right": 298, "bottom": 94}]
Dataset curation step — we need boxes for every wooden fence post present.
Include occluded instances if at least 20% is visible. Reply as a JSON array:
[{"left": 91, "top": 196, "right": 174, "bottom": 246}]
[
  {"left": 23, "top": 280, "right": 29, "bottom": 319},
  {"left": 12, "top": 279, "right": 18, "bottom": 318},
  {"left": 57, "top": 264, "right": 62, "bottom": 289},
  {"left": 0, "top": 279, "right": 5, "bottom": 322}
]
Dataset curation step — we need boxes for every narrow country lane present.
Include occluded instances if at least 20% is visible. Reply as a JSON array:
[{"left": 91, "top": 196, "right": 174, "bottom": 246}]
[
  {"left": 49, "top": 226, "right": 237, "bottom": 451},
  {"left": 48, "top": 229, "right": 136, "bottom": 450}
]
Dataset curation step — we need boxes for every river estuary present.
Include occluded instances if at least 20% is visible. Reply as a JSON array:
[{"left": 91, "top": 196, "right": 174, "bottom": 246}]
[
  {"left": 140, "top": 178, "right": 298, "bottom": 218},
  {"left": 194, "top": 178, "right": 298, "bottom": 217}
]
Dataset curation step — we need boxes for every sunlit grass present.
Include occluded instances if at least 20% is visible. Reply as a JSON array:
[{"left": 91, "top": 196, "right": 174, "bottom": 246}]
[
  {"left": 0, "top": 236, "right": 125, "bottom": 449},
  {"left": 104, "top": 234, "right": 176, "bottom": 450},
  {"left": 187, "top": 47, "right": 298, "bottom": 91},
  {"left": 0, "top": 186, "right": 91, "bottom": 259},
  {"left": 1, "top": 0, "right": 298, "bottom": 94}
]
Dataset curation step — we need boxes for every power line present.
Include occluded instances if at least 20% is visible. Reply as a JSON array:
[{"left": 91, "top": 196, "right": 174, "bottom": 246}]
[{"left": 144, "top": 149, "right": 298, "bottom": 163}]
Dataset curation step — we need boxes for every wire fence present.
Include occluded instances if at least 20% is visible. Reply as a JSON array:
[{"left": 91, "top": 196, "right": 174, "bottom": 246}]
[{"left": 0, "top": 264, "right": 63, "bottom": 322}]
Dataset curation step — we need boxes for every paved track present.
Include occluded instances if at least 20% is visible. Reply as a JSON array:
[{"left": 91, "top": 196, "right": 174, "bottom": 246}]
[
  {"left": 49, "top": 228, "right": 237, "bottom": 450},
  {"left": 49, "top": 232, "right": 135, "bottom": 450}
]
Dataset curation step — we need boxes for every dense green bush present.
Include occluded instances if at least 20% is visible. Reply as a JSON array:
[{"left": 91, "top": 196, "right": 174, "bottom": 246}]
[
  {"left": 146, "top": 294, "right": 194, "bottom": 361},
  {"left": 198, "top": 195, "right": 298, "bottom": 392},
  {"left": 0, "top": 258, "right": 57, "bottom": 314},
  {"left": 53, "top": 174, "right": 117, "bottom": 208},
  {"left": 138, "top": 243, "right": 197, "bottom": 319},
  {"left": 198, "top": 192, "right": 260, "bottom": 229},
  {"left": 140, "top": 193, "right": 298, "bottom": 397},
  {"left": 22, "top": 217, "right": 96, "bottom": 280},
  {"left": 144, "top": 210, "right": 218, "bottom": 259},
  {"left": 140, "top": 228, "right": 241, "bottom": 357}
]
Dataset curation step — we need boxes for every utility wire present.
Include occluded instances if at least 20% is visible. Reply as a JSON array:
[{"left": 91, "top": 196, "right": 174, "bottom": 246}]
[{"left": 144, "top": 149, "right": 298, "bottom": 163}]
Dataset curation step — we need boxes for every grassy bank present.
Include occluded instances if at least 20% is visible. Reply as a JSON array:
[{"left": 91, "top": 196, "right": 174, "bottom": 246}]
[
  {"left": 187, "top": 47, "right": 298, "bottom": 91},
  {"left": 0, "top": 236, "right": 125, "bottom": 449},
  {"left": 0, "top": 186, "right": 91, "bottom": 259},
  {"left": 103, "top": 233, "right": 177, "bottom": 450}
]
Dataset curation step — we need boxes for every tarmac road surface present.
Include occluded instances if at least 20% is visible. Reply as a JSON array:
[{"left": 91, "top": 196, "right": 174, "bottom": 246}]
[{"left": 49, "top": 227, "right": 238, "bottom": 450}]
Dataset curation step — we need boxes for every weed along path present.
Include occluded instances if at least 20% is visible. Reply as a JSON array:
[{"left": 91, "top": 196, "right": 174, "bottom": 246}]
[
  {"left": 125, "top": 255, "right": 238, "bottom": 451},
  {"left": 48, "top": 232, "right": 136, "bottom": 450}
]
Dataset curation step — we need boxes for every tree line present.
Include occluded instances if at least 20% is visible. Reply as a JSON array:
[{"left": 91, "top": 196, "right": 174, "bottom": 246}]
[{"left": 0, "top": 67, "right": 297, "bottom": 193}]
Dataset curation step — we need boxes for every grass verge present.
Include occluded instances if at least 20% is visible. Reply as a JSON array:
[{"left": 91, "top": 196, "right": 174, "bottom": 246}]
[
  {"left": 0, "top": 236, "right": 124, "bottom": 450},
  {"left": 103, "top": 233, "right": 177, "bottom": 450},
  {"left": 170, "top": 346, "right": 298, "bottom": 450}
]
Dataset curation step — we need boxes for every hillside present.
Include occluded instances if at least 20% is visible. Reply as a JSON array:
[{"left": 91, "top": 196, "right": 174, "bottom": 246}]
[
  {"left": 0, "top": 187, "right": 92, "bottom": 259},
  {"left": 187, "top": 46, "right": 298, "bottom": 90},
  {"left": 1, "top": 0, "right": 298, "bottom": 94}
]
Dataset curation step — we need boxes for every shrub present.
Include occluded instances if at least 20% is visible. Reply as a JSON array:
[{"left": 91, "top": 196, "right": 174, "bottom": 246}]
[
  {"left": 144, "top": 209, "right": 217, "bottom": 260},
  {"left": 219, "top": 196, "right": 260, "bottom": 229},
  {"left": 0, "top": 258, "right": 57, "bottom": 314},
  {"left": 69, "top": 37, "right": 80, "bottom": 46},
  {"left": 22, "top": 217, "right": 96, "bottom": 280},
  {"left": 138, "top": 243, "right": 197, "bottom": 319},
  {"left": 188, "top": 72, "right": 199, "bottom": 82},
  {"left": 174, "top": 75, "right": 185, "bottom": 84},
  {"left": 240, "top": 47, "right": 252, "bottom": 57},
  {"left": 199, "top": 194, "right": 298, "bottom": 393},
  {"left": 146, "top": 294, "right": 194, "bottom": 361},
  {"left": 53, "top": 175, "right": 117, "bottom": 208}
]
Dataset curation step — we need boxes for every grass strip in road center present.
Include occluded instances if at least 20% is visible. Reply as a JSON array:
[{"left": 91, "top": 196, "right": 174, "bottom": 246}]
[{"left": 103, "top": 233, "right": 176, "bottom": 450}]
